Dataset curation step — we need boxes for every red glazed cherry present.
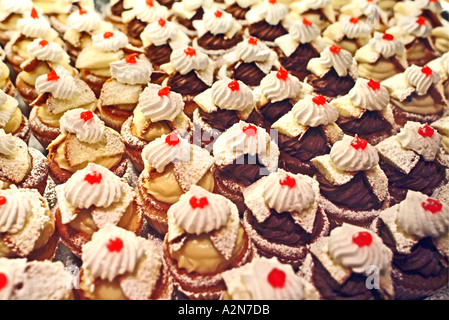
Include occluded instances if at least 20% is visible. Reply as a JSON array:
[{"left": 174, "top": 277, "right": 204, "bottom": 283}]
[
  {"left": 367, "top": 79, "right": 381, "bottom": 91},
  {"left": 352, "top": 231, "right": 373, "bottom": 247},
  {"left": 0, "top": 273, "right": 8, "bottom": 291},
  {"left": 165, "top": 132, "right": 180, "bottom": 146},
  {"left": 422, "top": 198, "right": 443, "bottom": 214},
  {"left": 0, "top": 196, "right": 6, "bottom": 206},
  {"left": 228, "top": 79, "right": 240, "bottom": 92},
  {"left": 312, "top": 95, "right": 327, "bottom": 106},
  {"left": 126, "top": 53, "right": 139, "bottom": 64},
  {"left": 46, "top": 70, "right": 60, "bottom": 82},
  {"left": 79, "top": 8, "right": 88, "bottom": 15},
  {"left": 418, "top": 123, "right": 435, "bottom": 137},
  {"left": 158, "top": 86, "right": 171, "bottom": 97},
  {"left": 184, "top": 47, "right": 196, "bottom": 57},
  {"left": 80, "top": 110, "right": 94, "bottom": 122},
  {"left": 349, "top": 17, "right": 359, "bottom": 24},
  {"left": 302, "top": 18, "right": 313, "bottom": 26},
  {"left": 103, "top": 32, "right": 114, "bottom": 39},
  {"left": 106, "top": 238, "right": 124, "bottom": 253},
  {"left": 243, "top": 124, "right": 257, "bottom": 137},
  {"left": 330, "top": 45, "right": 341, "bottom": 54},
  {"left": 421, "top": 66, "right": 433, "bottom": 77},
  {"left": 158, "top": 18, "right": 166, "bottom": 27},
  {"left": 351, "top": 135, "right": 368, "bottom": 150},
  {"left": 214, "top": 10, "right": 223, "bottom": 18},
  {"left": 190, "top": 196, "right": 209, "bottom": 209},
  {"left": 269, "top": 0, "right": 277, "bottom": 4},
  {"left": 382, "top": 33, "right": 394, "bottom": 41},
  {"left": 146, "top": 0, "right": 154, "bottom": 7},
  {"left": 84, "top": 171, "right": 102, "bottom": 185},
  {"left": 276, "top": 67, "right": 289, "bottom": 81},
  {"left": 39, "top": 40, "right": 49, "bottom": 47},
  {"left": 248, "top": 37, "right": 258, "bottom": 45},
  {"left": 416, "top": 16, "right": 426, "bottom": 26},
  {"left": 279, "top": 175, "right": 296, "bottom": 188},
  {"left": 267, "top": 268, "right": 286, "bottom": 288},
  {"left": 31, "top": 8, "right": 39, "bottom": 19}
]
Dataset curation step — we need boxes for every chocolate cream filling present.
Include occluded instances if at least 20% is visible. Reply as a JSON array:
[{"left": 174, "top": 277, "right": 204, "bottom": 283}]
[
  {"left": 198, "top": 108, "right": 240, "bottom": 132},
  {"left": 225, "top": 3, "right": 250, "bottom": 20},
  {"left": 307, "top": 68, "right": 355, "bottom": 98},
  {"left": 278, "top": 43, "right": 320, "bottom": 81},
  {"left": 197, "top": 32, "right": 243, "bottom": 51},
  {"left": 232, "top": 62, "right": 267, "bottom": 87},
  {"left": 248, "top": 20, "right": 288, "bottom": 42},
  {"left": 167, "top": 71, "right": 210, "bottom": 96},
  {"left": 145, "top": 44, "right": 172, "bottom": 66},
  {"left": 217, "top": 154, "right": 268, "bottom": 187},
  {"left": 337, "top": 110, "right": 393, "bottom": 137},
  {"left": 176, "top": 8, "right": 204, "bottom": 31},
  {"left": 127, "top": 18, "right": 146, "bottom": 41},
  {"left": 111, "top": 0, "right": 125, "bottom": 16},
  {"left": 258, "top": 99, "right": 294, "bottom": 125}
]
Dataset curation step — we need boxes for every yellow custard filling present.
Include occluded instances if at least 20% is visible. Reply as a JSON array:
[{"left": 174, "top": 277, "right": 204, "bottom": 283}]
[
  {"left": 0, "top": 62, "right": 10, "bottom": 88},
  {"left": 2, "top": 108, "right": 22, "bottom": 134},
  {"left": 392, "top": 94, "right": 445, "bottom": 115},
  {"left": 131, "top": 107, "right": 172, "bottom": 141},
  {"left": 20, "top": 62, "right": 52, "bottom": 86}
]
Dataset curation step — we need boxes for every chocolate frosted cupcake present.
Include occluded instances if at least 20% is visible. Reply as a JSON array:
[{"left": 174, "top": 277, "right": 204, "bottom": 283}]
[
  {"left": 355, "top": 31, "right": 408, "bottom": 82},
  {"left": 272, "top": 94, "right": 343, "bottom": 176},
  {"left": 330, "top": 78, "right": 396, "bottom": 145},
  {"left": 289, "top": 0, "right": 336, "bottom": 32},
  {"left": 97, "top": 53, "right": 153, "bottom": 131},
  {"left": 299, "top": 223, "right": 395, "bottom": 300},
  {"left": 212, "top": 121, "right": 280, "bottom": 212},
  {"left": 305, "top": 45, "right": 357, "bottom": 98},
  {"left": 224, "top": 0, "right": 259, "bottom": 24},
  {"left": 242, "top": 169, "right": 330, "bottom": 269},
  {"left": 372, "top": 190, "right": 449, "bottom": 299},
  {"left": 137, "top": 132, "right": 215, "bottom": 234},
  {"left": 0, "top": 91, "right": 30, "bottom": 142},
  {"left": 381, "top": 64, "right": 447, "bottom": 126},
  {"left": 219, "top": 36, "right": 279, "bottom": 87},
  {"left": 164, "top": 185, "right": 254, "bottom": 299},
  {"left": 193, "top": 78, "right": 259, "bottom": 148},
  {"left": 222, "top": 256, "right": 319, "bottom": 300},
  {"left": 121, "top": 84, "right": 191, "bottom": 172},
  {"left": 160, "top": 46, "right": 215, "bottom": 118},
  {"left": 79, "top": 224, "right": 173, "bottom": 300},
  {"left": 140, "top": 18, "right": 190, "bottom": 83},
  {"left": 121, "top": 0, "right": 170, "bottom": 47},
  {"left": 170, "top": 0, "right": 213, "bottom": 38},
  {"left": 0, "top": 0, "right": 33, "bottom": 46},
  {"left": 245, "top": 0, "right": 290, "bottom": 45},
  {"left": 274, "top": 18, "right": 324, "bottom": 81},
  {"left": 311, "top": 134, "right": 390, "bottom": 228},
  {"left": 375, "top": 121, "right": 448, "bottom": 205}
]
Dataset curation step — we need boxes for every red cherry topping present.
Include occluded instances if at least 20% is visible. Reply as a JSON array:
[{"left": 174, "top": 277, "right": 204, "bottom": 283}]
[
  {"left": 352, "top": 231, "right": 373, "bottom": 247},
  {"left": 184, "top": 47, "right": 196, "bottom": 57},
  {"left": 349, "top": 17, "right": 359, "bottom": 24},
  {"left": 165, "top": 132, "right": 180, "bottom": 146},
  {"left": 302, "top": 17, "right": 313, "bottom": 26},
  {"left": 158, "top": 18, "right": 166, "bottom": 27},
  {"left": 421, "top": 66, "right": 433, "bottom": 77},
  {"left": 46, "top": 70, "right": 60, "bottom": 82},
  {"left": 418, "top": 123, "right": 435, "bottom": 138},
  {"left": 228, "top": 79, "right": 240, "bottom": 92},
  {"left": 214, "top": 10, "right": 223, "bottom": 18},
  {"left": 190, "top": 196, "right": 209, "bottom": 209},
  {"left": 84, "top": 171, "right": 102, "bottom": 185},
  {"left": 382, "top": 33, "right": 394, "bottom": 41},
  {"left": 279, "top": 175, "right": 296, "bottom": 188},
  {"left": 79, "top": 8, "right": 88, "bottom": 15},
  {"left": 80, "top": 110, "right": 94, "bottom": 122},
  {"left": 158, "top": 86, "right": 171, "bottom": 97},
  {"left": 103, "top": 32, "right": 114, "bottom": 39},
  {"left": 0, "top": 196, "right": 6, "bottom": 206},
  {"left": 0, "top": 273, "right": 8, "bottom": 291},
  {"left": 248, "top": 37, "right": 258, "bottom": 45},
  {"left": 243, "top": 124, "right": 257, "bottom": 137},
  {"left": 312, "top": 95, "right": 327, "bottom": 106},
  {"left": 39, "top": 40, "right": 49, "bottom": 47},
  {"left": 422, "top": 198, "right": 443, "bottom": 214},
  {"left": 268, "top": 0, "right": 277, "bottom": 4},
  {"left": 416, "top": 16, "right": 426, "bottom": 26},
  {"left": 351, "top": 135, "right": 368, "bottom": 150},
  {"left": 276, "top": 67, "right": 289, "bottom": 81},
  {"left": 106, "top": 237, "right": 124, "bottom": 253},
  {"left": 146, "top": 0, "right": 154, "bottom": 7},
  {"left": 367, "top": 79, "right": 381, "bottom": 91},
  {"left": 267, "top": 268, "right": 286, "bottom": 288},
  {"left": 329, "top": 45, "right": 341, "bottom": 54},
  {"left": 125, "top": 53, "right": 138, "bottom": 64},
  {"left": 31, "top": 8, "right": 39, "bottom": 19}
]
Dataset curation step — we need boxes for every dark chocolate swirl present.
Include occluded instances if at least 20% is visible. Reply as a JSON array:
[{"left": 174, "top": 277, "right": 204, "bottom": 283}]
[
  {"left": 278, "top": 127, "right": 330, "bottom": 162},
  {"left": 167, "top": 71, "right": 210, "bottom": 96},
  {"left": 111, "top": 0, "right": 125, "bottom": 16},
  {"left": 127, "top": 18, "right": 146, "bottom": 41},
  {"left": 337, "top": 110, "right": 393, "bottom": 136},
  {"left": 258, "top": 99, "right": 294, "bottom": 124},
  {"left": 278, "top": 43, "right": 320, "bottom": 81},
  {"left": 145, "top": 43, "right": 172, "bottom": 66},
  {"left": 198, "top": 108, "right": 240, "bottom": 132},
  {"left": 197, "top": 32, "right": 243, "bottom": 51},
  {"left": 225, "top": 3, "right": 250, "bottom": 20},
  {"left": 217, "top": 154, "right": 268, "bottom": 187},
  {"left": 158, "top": 0, "right": 175, "bottom": 9},
  {"left": 232, "top": 62, "right": 267, "bottom": 87},
  {"left": 248, "top": 20, "right": 288, "bottom": 42},
  {"left": 307, "top": 68, "right": 355, "bottom": 98},
  {"left": 176, "top": 7, "right": 204, "bottom": 31}
]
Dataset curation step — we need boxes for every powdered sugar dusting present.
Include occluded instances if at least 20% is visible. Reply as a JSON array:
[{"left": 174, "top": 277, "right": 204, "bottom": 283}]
[{"left": 375, "top": 136, "right": 420, "bottom": 174}]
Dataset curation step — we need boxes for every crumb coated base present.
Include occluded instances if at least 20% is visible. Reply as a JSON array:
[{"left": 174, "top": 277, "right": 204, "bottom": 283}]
[
  {"left": 29, "top": 106, "right": 61, "bottom": 149},
  {"left": 18, "top": 148, "right": 49, "bottom": 196},
  {"left": 121, "top": 116, "right": 148, "bottom": 173}
]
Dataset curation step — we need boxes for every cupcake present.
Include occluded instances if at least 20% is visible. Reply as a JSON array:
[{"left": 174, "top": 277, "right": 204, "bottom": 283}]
[
  {"left": 322, "top": 16, "right": 372, "bottom": 55},
  {"left": 0, "top": 0, "right": 33, "bottom": 46},
  {"left": 245, "top": 0, "right": 290, "bottom": 45},
  {"left": 305, "top": 44, "right": 357, "bottom": 99},
  {"left": 242, "top": 169, "right": 330, "bottom": 269},
  {"left": 193, "top": 78, "right": 260, "bottom": 149},
  {"left": 355, "top": 31, "right": 408, "bottom": 82},
  {"left": 299, "top": 223, "right": 395, "bottom": 300},
  {"left": 46, "top": 108, "right": 127, "bottom": 184},
  {"left": 29, "top": 67, "right": 97, "bottom": 148},
  {"left": 212, "top": 121, "right": 280, "bottom": 212},
  {"left": 75, "top": 30, "right": 129, "bottom": 98},
  {"left": 192, "top": 8, "right": 243, "bottom": 62},
  {"left": 224, "top": 0, "right": 260, "bottom": 24},
  {"left": 372, "top": 190, "right": 449, "bottom": 299},
  {"left": 54, "top": 163, "right": 143, "bottom": 257},
  {"left": 272, "top": 94, "right": 343, "bottom": 176},
  {"left": 0, "top": 187, "right": 58, "bottom": 261},
  {"left": 78, "top": 224, "right": 173, "bottom": 300},
  {"left": 330, "top": 78, "right": 396, "bottom": 145},
  {"left": 140, "top": 18, "right": 190, "bottom": 84},
  {"left": 0, "top": 258, "right": 74, "bottom": 300},
  {"left": 0, "top": 91, "right": 30, "bottom": 142},
  {"left": 274, "top": 17, "right": 324, "bottom": 81},
  {"left": 393, "top": 0, "right": 445, "bottom": 28},
  {"left": 0, "top": 59, "right": 15, "bottom": 97},
  {"left": 121, "top": 0, "right": 170, "bottom": 47},
  {"left": 0, "top": 130, "right": 49, "bottom": 195},
  {"left": 160, "top": 46, "right": 215, "bottom": 118},
  {"left": 338, "top": 0, "right": 389, "bottom": 32},
  {"left": 289, "top": 0, "right": 336, "bottom": 32},
  {"left": 97, "top": 53, "right": 153, "bottom": 131},
  {"left": 170, "top": 0, "right": 214, "bottom": 38},
  {"left": 375, "top": 121, "right": 448, "bottom": 205},
  {"left": 15, "top": 38, "right": 74, "bottom": 106},
  {"left": 218, "top": 36, "right": 279, "bottom": 87},
  {"left": 221, "top": 256, "right": 319, "bottom": 300},
  {"left": 381, "top": 64, "right": 447, "bottom": 126},
  {"left": 163, "top": 185, "right": 254, "bottom": 299},
  {"left": 137, "top": 132, "right": 215, "bottom": 234},
  {"left": 121, "top": 84, "right": 191, "bottom": 172},
  {"left": 311, "top": 134, "right": 390, "bottom": 228}
]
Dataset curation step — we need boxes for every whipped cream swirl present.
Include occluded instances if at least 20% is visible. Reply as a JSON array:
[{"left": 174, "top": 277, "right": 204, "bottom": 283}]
[
  {"left": 142, "top": 19, "right": 179, "bottom": 46},
  {"left": 110, "top": 56, "right": 153, "bottom": 85},
  {"left": 60, "top": 109, "right": 106, "bottom": 144},
  {"left": 396, "top": 190, "right": 449, "bottom": 239},
  {"left": 398, "top": 16, "right": 432, "bottom": 38},
  {"left": 292, "top": 94, "right": 339, "bottom": 127},
  {"left": 348, "top": 78, "right": 389, "bottom": 111},
  {"left": 328, "top": 223, "right": 391, "bottom": 274},
  {"left": 92, "top": 31, "right": 129, "bottom": 52},
  {"left": 138, "top": 84, "right": 184, "bottom": 122},
  {"left": 289, "top": 19, "right": 320, "bottom": 43},
  {"left": 134, "top": 0, "right": 169, "bottom": 23},
  {"left": 0, "top": 0, "right": 33, "bottom": 14},
  {"left": 63, "top": 163, "right": 123, "bottom": 209},
  {"left": 316, "top": 45, "right": 354, "bottom": 77},
  {"left": 304, "top": 0, "right": 331, "bottom": 10},
  {"left": 27, "top": 39, "right": 65, "bottom": 62},
  {"left": 330, "top": 134, "right": 379, "bottom": 172},
  {"left": 0, "top": 129, "right": 16, "bottom": 156},
  {"left": 0, "top": 189, "right": 31, "bottom": 234},
  {"left": 203, "top": 9, "right": 236, "bottom": 35},
  {"left": 368, "top": 32, "right": 405, "bottom": 58},
  {"left": 35, "top": 67, "right": 78, "bottom": 100},
  {"left": 257, "top": 0, "right": 288, "bottom": 25},
  {"left": 66, "top": 8, "right": 101, "bottom": 33},
  {"left": 235, "top": 38, "right": 271, "bottom": 63},
  {"left": 404, "top": 64, "right": 440, "bottom": 95},
  {"left": 340, "top": 17, "right": 372, "bottom": 39},
  {"left": 17, "top": 9, "right": 51, "bottom": 38},
  {"left": 415, "top": 0, "right": 443, "bottom": 13},
  {"left": 396, "top": 121, "right": 442, "bottom": 161},
  {"left": 211, "top": 79, "right": 254, "bottom": 112},
  {"left": 260, "top": 70, "right": 302, "bottom": 103},
  {"left": 170, "top": 46, "right": 209, "bottom": 74}
]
